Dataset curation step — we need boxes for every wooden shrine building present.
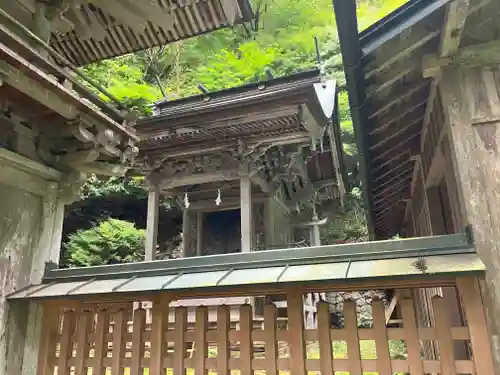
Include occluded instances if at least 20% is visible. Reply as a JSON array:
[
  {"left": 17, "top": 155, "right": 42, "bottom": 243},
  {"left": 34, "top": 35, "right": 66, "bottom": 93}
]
[
  {"left": 136, "top": 69, "right": 345, "bottom": 260},
  {"left": 2, "top": 0, "right": 500, "bottom": 374},
  {"left": 334, "top": 0, "right": 500, "bottom": 372}
]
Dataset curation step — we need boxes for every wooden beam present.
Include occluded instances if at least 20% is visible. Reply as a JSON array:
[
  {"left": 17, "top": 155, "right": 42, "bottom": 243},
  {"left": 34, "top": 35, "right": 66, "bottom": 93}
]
[
  {"left": 365, "top": 26, "right": 441, "bottom": 79},
  {"left": 58, "top": 150, "right": 99, "bottom": 166},
  {"left": 162, "top": 170, "right": 240, "bottom": 190},
  {"left": 420, "top": 0, "right": 469, "bottom": 151},
  {"left": 70, "top": 162, "right": 128, "bottom": 176},
  {"left": 422, "top": 29, "right": 500, "bottom": 78},
  {"left": 440, "top": 0, "right": 470, "bottom": 58},
  {"left": 0, "top": 60, "right": 77, "bottom": 119}
]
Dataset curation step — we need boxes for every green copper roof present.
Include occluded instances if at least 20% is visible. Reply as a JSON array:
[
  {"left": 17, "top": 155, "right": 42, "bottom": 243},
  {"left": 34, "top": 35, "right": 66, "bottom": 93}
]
[{"left": 7, "top": 233, "right": 483, "bottom": 301}]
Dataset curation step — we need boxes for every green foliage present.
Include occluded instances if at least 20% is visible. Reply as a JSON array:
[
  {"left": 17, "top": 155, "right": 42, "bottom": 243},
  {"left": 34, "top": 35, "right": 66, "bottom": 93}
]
[
  {"left": 61, "top": 176, "right": 181, "bottom": 267},
  {"left": 320, "top": 188, "right": 368, "bottom": 244},
  {"left": 64, "top": 219, "right": 145, "bottom": 267}
]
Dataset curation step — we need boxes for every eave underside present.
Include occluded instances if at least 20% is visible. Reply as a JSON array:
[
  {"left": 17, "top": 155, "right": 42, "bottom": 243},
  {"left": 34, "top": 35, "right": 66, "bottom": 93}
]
[
  {"left": 335, "top": 0, "right": 497, "bottom": 239},
  {"left": 2, "top": 0, "right": 253, "bottom": 66}
]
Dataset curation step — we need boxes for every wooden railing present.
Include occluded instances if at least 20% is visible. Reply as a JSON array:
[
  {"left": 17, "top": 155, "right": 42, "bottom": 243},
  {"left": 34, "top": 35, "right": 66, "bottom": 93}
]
[{"left": 37, "top": 277, "right": 494, "bottom": 375}]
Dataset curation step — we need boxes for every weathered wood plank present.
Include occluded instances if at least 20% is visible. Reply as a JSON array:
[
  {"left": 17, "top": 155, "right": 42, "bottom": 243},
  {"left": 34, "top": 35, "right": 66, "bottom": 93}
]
[
  {"left": 239, "top": 304, "right": 253, "bottom": 375},
  {"left": 317, "top": 301, "right": 333, "bottom": 375},
  {"left": 111, "top": 310, "right": 126, "bottom": 375},
  {"left": 195, "top": 306, "right": 208, "bottom": 375},
  {"left": 287, "top": 290, "right": 306, "bottom": 375},
  {"left": 57, "top": 311, "right": 76, "bottom": 375},
  {"left": 173, "top": 307, "right": 187, "bottom": 375},
  {"left": 432, "top": 296, "right": 456, "bottom": 375},
  {"left": 217, "top": 305, "right": 230, "bottom": 375},
  {"left": 344, "top": 300, "right": 362, "bottom": 375},
  {"left": 150, "top": 297, "right": 169, "bottom": 375},
  {"left": 74, "top": 312, "right": 91, "bottom": 375},
  {"left": 264, "top": 303, "right": 278, "bottom": 375},
  {"left": 456, "top": 277, "right": 496, "bottom": 375},
  {"left": 130, "top": 308, "right": 146, "bottom": 375},
  {"left": 400, "top": 298, "right": 424, "bottom": 374},
  {"left": 92, "top": 311, "right": 110, "bottom": 375}
]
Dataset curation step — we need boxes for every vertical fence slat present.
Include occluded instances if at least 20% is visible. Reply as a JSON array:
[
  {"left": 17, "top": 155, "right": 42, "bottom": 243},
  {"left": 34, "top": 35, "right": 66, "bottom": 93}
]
[
  {"left": 401, "top": 298, "right": 424, "bottom": 375},
  {"left": 344, "top": 300, "right": 362, "bottom": 375},
  {"left": 93, "top": 311, "right": 110, "bottom": 375},
  {"left": 174, "top": 307, "right": 187, "bottom": 375},
  {"left": 195, "top": 306, "right": 208, "bottom": 375},
  {"left": 37, "top": 304, "right": 59, "bottom": 375},
  {"left": 58, "top": 310, "right": 76, "bottom": 375},
  {"left": 432, "top": 296, "right": 456, "bottom": 375},
  {"left": 111, "top": 309, "right": 126, "bottom": 375},
  {"left": 74, "top": 312, "right": 91, "bottom": 375},
  {"left": 317, "top": 301, "right": 333, "bottom": 375},
  {"left": 240, "top": 304, "right": 253, "bottom": 375},
  {"left": 131, "top": 308, "right": 146, "bottom": 375},
  {"left": 287, "top": 290, "right": 306, "bottom": 375},
  {"left": 456, "top": 277, "right": 496, "bottom": 375},
  {"left": 264, "top": 303, "right": 278, "bottom": 375},
  {"left": 151, "top": 297, "right": 169, "bottom": 375},
  {"left": 217, "top": 305, "right": 230, "bottom": 375},
  {"left": 372, "top": 300, "right": 392, "bottom": 375}
]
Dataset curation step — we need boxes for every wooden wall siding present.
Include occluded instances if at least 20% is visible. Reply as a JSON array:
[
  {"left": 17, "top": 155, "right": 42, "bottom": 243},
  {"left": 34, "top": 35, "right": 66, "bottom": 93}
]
[
  {"left": 410, "top": 164, "right": 432, "bottom": 237},
  {"left": 36, "top": 279, "right": 495, "bottom": 375},
  {"left": 441, "top": 134, "right": 467, "bottom": 233},
  {"left": 422, "top": 93, "right": 446, "bottom": 183}
]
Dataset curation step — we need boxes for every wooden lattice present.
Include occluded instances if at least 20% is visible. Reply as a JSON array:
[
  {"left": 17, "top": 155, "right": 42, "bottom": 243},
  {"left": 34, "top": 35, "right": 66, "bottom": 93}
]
[{"left": 37, "top": 277, "right": 494, "bottom": 375}]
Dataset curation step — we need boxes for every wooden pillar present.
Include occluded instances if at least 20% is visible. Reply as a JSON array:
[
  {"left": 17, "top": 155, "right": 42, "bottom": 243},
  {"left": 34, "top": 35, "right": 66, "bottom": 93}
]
[
  {"left": 182, "top": 208, "right": 190, "bottom": 257},
  {"left": 145, "top": 182, "right": 160, "bottom": 261},
  {"left": 440, "top": 65, "right": 500, "bottom": 370},
  {"left": 240, "top": 171, "right": 253, "bottom": 252},
  {"left": 196, "top": 211, "right": 203, "bottom": 256}
]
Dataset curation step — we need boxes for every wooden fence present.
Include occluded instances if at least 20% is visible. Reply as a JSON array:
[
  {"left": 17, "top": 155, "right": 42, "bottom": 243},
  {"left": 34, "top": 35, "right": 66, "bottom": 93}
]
[{"left": 37, "top": 277, "right": 494, "bottom": 375}]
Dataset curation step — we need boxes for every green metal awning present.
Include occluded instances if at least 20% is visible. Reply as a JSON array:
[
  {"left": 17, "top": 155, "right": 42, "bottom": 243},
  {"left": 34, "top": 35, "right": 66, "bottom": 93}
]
[{"left": 7, "top": 233, "right": 484, "bottom": 301}]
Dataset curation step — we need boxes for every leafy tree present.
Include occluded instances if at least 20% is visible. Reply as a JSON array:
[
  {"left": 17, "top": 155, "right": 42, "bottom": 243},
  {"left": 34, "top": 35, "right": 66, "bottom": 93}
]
[{"left": 64, "top": 219, "right": 145, "bottom": 267}]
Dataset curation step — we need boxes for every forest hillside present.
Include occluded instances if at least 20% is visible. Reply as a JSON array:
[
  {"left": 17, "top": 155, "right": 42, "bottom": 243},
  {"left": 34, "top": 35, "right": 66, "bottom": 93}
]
[{"left": 62, "top": 0, "right": 406, "bottom": 267}]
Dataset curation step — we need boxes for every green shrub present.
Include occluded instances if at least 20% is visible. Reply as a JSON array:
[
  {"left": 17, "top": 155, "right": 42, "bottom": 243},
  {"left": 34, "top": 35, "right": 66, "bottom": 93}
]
[{"left": 64, "top": 219, "right": 145, "bottom": 267}]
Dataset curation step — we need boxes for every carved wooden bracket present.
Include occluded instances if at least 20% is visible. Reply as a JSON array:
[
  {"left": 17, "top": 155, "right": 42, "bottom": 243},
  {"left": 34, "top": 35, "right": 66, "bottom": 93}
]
[{"left": 58, "top": 170, "right": 87, "bottom": 204}]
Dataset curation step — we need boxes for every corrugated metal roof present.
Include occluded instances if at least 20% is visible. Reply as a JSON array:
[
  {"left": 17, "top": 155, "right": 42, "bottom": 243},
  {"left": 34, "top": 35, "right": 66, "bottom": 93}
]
[{"left": 7, "top": 233, "right": 483, "bottom": 300}]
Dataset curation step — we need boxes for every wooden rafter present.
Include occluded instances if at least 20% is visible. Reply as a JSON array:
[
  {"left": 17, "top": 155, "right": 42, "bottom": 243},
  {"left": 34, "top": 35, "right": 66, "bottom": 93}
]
[
  {"left": 369, "top": 99, "right": 426, "bottom": 135},
  {"left": 364, "top": 26, "right": 441, "bottom": 79},
  {"left": 366, "top": 60, "right": 419, "bottom": 98},
  {"left": 371, "top": 117, "right": 423, "bottom": 150},
  {"left": 367, "top": 80, "right": 429, "bottom": 119}
]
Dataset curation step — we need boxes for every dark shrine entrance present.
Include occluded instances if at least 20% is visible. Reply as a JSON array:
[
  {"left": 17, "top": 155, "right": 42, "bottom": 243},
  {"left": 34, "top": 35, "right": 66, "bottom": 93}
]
[{"left": 202, "top": 209, "right": 242, "bottom": 255}]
